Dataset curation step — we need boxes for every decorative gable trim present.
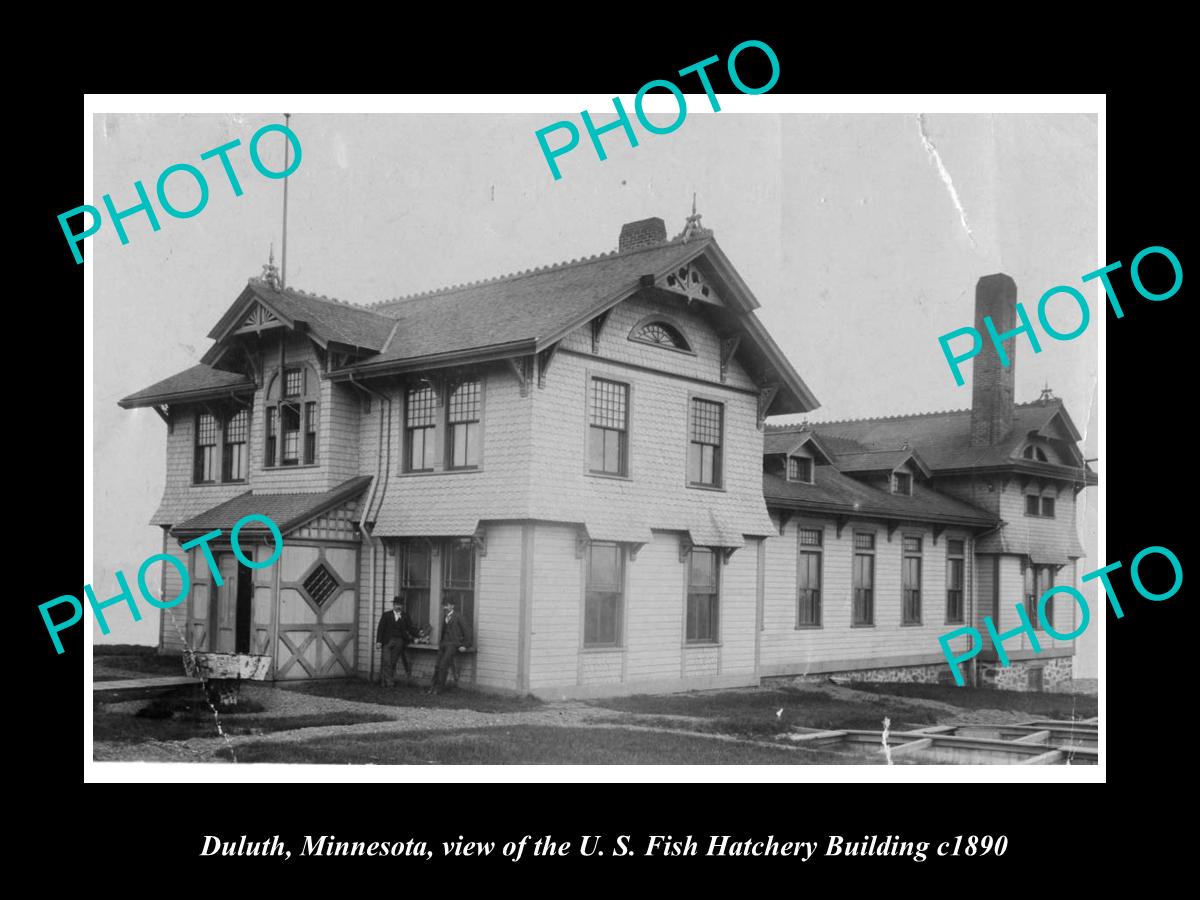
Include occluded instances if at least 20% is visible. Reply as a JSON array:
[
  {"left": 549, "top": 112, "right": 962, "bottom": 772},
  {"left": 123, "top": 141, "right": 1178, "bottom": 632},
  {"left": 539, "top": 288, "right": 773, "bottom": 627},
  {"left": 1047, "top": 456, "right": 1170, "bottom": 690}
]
[{"left": 235, "top": 302, "right": 284, "bottom": 335}]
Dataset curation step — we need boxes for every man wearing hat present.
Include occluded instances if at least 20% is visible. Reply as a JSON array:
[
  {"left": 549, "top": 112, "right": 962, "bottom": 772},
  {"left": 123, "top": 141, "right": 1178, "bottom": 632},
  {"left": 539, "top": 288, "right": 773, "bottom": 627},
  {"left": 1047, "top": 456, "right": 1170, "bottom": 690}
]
[
  {"left": 429, "top": 597, "right": 472, "bottom": 694},
  {"left": 376, "top": 594, "right": 420, "bottom": 687}
]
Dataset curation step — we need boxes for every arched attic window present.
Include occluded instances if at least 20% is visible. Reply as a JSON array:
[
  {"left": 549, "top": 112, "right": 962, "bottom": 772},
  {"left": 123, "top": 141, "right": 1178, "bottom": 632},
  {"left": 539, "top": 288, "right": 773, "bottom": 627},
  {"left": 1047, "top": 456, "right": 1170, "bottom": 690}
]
[
  {"left": 628, "top": 316, "right": 693, "bottom": 353},
  {"left": 1022, "top": 445, "right": 1049, "bottom": 462}
]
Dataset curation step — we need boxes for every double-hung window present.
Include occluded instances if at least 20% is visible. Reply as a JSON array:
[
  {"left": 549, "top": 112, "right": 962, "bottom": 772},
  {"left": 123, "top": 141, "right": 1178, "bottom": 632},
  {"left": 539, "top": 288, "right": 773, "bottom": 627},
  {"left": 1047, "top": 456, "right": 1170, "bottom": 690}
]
[
  {"left": 588, "top": 378, "right": 629, "bottom": 476},
  {"left": 686, "top": 548, "right": 720, "bottom": 643},
  {"left": 442, "top": 539, "right": 476, "bottom": 630},
  {"left": 222, "top": 408, "right": 249, "bottom": 482},
  {"left": 796, "top": 528, "right": 822, "bottom": 627},
  {"left": 194, "top": 412, "right": 219, "bottom": 483},
  {"left": 585, "top": 542, "right": 624, "bottom": 647},
  {"left": 853, "top": 533, "right": 875, "bottom": 625},
  {"left": 405, "top": 384, "right": 437, "bottom": 472},
  {"left": 688, "top": 398, "right": 723, "bottom": 487},
  {"left": 399, "top": 542, "right": 432, "bottom": 633},
  {"left": 902, "top": 536, "right": 923, "bottom": 624},
  {"left": 946, "top": 539, "right": 965, "bottom": 624},
  {"left": 1024, "top": 562, "right": 1055, "bottom": 630},
  {"left": 446, "top": 380, "right": 481, "bottom": 469}
]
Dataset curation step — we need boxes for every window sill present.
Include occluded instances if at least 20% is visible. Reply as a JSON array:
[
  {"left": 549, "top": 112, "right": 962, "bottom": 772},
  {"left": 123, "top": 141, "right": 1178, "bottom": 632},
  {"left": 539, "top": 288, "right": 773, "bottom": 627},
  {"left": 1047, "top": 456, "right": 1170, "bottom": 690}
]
[
  {"left": 900, "top": 622, "right": 923, "bottom": 628},
  {"left": 191, "top": 480, "right": 247, "bottom": 487},
  {"left": 406, "top": 644, "right": 477, "bottom": 653},
  {"left": 581, "top": 645, "right": 625, "bottom": 654},
  {"left": 684, "top": 640, "right": 721, "bottom": 648},
  {"left": 687, "top": 483, "right": 726, "bottom": 493},
  {"left": 264, "top": 463, "right": 320, "bottom": 471},
  {"left": 628, "top": 338, "right": 698, "bottom": 357},
  {"left": 794, "top": 624, "right": 823, "bottom": 631},
  {"left": 587, "top": 471, "right": 631, "bottom": 481},
  {"left": 945, "top": 620, "right": 966, "bottom": 627},
  {"left": 850, "top": 623, "right": 875, "bottom": 629}
]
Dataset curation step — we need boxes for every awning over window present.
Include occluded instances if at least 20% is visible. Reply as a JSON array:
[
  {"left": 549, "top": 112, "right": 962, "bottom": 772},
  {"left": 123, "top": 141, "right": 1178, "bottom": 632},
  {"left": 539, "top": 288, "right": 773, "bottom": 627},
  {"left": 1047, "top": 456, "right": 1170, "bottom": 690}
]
[
  {"left": 585, "top": 519, "right": 653, "bottom": 545},
  {"left": 686, "top": 510, "right": 747, "bottom": 549},
  {"left": 1029, "top": 549, "right": 1072, "bottom": 567}
]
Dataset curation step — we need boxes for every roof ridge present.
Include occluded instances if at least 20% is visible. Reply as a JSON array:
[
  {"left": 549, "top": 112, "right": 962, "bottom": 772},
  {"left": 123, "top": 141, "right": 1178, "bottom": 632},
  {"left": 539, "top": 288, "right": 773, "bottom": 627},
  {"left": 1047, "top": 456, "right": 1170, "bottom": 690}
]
[
  {"left": 808, "top": 407, "right": 972, "bottom": 427},
  {"left": 361, "top": 233, "right": 708, "bottom": 310}
]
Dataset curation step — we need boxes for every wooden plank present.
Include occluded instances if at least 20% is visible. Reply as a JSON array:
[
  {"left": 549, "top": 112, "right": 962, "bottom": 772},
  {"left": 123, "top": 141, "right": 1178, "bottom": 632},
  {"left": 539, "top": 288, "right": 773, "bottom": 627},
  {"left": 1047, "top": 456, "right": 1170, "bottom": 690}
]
[
  {"left": 1022, "top": 750, "right": 1065, "bottom": 765},
  {"left": 1012, "top": 730, "right": 1052, "bottom": 744},
  {"left": 900, "top": 725, "right": 958, "bottom": 735},
  {"left": 93, "top": 676, "right": 200, "bottom": 692},
  {"left": 890, "top": 738, "right": 934, "bottom": 756}
]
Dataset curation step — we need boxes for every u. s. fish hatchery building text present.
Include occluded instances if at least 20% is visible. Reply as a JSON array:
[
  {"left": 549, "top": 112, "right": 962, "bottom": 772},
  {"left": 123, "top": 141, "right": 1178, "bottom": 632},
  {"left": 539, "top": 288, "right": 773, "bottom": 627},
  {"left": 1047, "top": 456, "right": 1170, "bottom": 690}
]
[{"left": 119, "top": 214, "right": 1097, "bottom": 696}]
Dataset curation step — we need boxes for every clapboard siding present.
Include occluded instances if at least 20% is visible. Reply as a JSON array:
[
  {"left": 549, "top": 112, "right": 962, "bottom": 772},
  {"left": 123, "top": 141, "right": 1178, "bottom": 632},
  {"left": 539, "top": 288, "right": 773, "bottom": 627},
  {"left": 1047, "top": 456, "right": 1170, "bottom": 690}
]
[
  {"left": 720, "top": 537, "right": 759, "bottom": 673},
  {"left": 158, "top": 530, "right": 189, "bottom": 654},
  {"left": 760, "top": 516, "right": 977, "bottom": 671},
  {"left": 475, "top": 524, "right": 522, "bottom": 690},
  {"left": 529, "top": 524, "right": 584, "bottom": 691},
  {"left": 625, "top": 532, "right": 685, "bottom": 681}
]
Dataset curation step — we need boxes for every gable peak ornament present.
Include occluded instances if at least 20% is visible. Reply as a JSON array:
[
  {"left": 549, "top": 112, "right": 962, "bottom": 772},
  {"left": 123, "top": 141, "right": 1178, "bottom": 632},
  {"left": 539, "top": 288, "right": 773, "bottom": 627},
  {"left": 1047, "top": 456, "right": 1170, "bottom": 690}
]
[{"left": 261, "top": 244, "right": 281, "bottom": 290}]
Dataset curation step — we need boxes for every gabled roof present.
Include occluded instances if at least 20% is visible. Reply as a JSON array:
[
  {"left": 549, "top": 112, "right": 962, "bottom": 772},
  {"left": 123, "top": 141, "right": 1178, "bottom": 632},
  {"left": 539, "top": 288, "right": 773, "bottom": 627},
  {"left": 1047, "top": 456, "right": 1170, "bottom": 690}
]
[
  {"left": 206, "top": 281, "right": 395, "bottom": 353},
  {"left": 171, "top": 476, "right": 372, "bottom": 539},
  {"left": 769, "top": 399, "right": 1095, "bottom": 483},
  {"left": 763, "top": 468, "right": 996, "bottom": 527},
  {"left": 118, "top": 364, "right": 255, "bottom": 408},
  {"left": 833, "top": 448, "right": 932, "bottom": 479},
  {"left": 762, "top": 429, "right": 834, "bottom": 465}
]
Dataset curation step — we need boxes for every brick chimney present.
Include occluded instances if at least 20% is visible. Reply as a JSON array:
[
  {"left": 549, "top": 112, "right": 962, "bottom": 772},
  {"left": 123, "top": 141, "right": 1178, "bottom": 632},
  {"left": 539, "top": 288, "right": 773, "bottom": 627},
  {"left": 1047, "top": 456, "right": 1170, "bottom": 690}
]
[
  {"left": 619, "top": 217, "right": 667, "bottom": 252},
  {"left": 970, "top": 273, "right": 1017, "bottom": 446}
]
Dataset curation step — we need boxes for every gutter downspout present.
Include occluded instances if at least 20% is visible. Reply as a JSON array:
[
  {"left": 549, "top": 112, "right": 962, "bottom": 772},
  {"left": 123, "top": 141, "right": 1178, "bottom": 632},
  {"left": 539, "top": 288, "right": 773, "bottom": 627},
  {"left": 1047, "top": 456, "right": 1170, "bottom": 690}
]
[{"left": 349, "top": 371, "right": 393, "bottom": 684}]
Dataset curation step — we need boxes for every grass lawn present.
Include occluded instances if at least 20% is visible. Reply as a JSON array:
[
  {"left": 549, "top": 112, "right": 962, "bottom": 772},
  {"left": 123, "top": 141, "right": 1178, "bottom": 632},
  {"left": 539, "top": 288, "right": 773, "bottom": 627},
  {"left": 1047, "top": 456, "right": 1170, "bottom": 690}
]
[
  {"left": 279, "top": 678, "right": 543, "bottom": 713},
  {"left": 590, "top": 687, "right": 941, "bottom": 735},
  {"left": 220, "top": 725, "right": 879, "bottom": 765},
  {"left": 93, "top": 696, "right": 392, "bottom": 744},
  {"left": 841, "top": 682, "right": 1098, "bottom": 718}
]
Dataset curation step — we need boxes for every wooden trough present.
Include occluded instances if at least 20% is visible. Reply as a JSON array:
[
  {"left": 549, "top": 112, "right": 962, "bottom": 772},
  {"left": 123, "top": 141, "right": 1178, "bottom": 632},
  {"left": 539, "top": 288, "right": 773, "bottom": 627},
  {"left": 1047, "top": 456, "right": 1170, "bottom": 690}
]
[{"left": 183, "top": 651, "right": 272, "bottom": 707}]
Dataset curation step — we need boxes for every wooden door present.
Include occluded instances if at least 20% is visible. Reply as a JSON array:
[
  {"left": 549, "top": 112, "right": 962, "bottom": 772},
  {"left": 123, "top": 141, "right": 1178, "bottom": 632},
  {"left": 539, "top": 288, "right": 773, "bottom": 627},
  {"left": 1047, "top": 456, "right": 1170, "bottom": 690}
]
[{"left": 212, "top": 554, "right": 239, "bottom": 652}]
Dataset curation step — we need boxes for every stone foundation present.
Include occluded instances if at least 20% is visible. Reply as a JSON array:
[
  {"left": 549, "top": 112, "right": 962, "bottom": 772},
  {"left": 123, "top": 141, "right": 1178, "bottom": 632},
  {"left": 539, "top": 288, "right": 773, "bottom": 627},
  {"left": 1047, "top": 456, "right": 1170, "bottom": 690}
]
[
  {"left": 978, "top": 656, "right": 1073, "bottom": 692},
  {"left": 765, "top": 663, "right": 952, "bottom": 688}
]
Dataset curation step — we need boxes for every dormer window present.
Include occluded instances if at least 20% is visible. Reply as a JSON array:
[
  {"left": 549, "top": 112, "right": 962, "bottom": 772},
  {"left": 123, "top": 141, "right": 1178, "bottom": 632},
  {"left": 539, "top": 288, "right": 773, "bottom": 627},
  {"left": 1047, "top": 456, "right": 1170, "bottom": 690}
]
[
  {"left": 787, "top": 456, "right": 814, "bottom": 483},
  {"left": 1023, "top": 445, "right": 1049, "bottom": 462},
  {"left": 892, "top": 471, "right": 913, "bottom": 495},
  {"left": 629, "top": 317, "right": 693, "bottom": 353},
  {"left": 264, "top": 363, "right": 319, "bottom": 468}
]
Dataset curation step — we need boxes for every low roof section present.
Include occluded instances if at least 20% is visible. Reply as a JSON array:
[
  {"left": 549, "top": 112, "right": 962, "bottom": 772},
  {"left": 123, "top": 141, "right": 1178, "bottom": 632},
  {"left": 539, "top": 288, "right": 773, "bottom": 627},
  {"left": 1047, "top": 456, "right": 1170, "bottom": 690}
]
[{"left": 171, "top": 476, "right": 372, "bottom": 540}]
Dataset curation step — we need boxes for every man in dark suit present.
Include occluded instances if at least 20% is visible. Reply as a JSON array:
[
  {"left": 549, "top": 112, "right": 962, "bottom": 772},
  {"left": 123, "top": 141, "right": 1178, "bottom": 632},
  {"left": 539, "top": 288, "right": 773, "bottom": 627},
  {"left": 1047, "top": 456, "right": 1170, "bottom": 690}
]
[
  {"left": 429, "top": 598, "right": 472, "bottom": 694},
  {"left": 376, "top": 595, "right": 419, "bottom": 687}
]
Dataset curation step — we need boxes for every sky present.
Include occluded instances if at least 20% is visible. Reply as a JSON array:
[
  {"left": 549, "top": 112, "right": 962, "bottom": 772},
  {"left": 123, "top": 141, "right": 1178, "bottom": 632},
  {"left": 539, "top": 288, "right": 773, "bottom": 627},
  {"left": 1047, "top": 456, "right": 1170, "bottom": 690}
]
[{"left": 90, "top": 109, "right": 1099, "bottom": 671}]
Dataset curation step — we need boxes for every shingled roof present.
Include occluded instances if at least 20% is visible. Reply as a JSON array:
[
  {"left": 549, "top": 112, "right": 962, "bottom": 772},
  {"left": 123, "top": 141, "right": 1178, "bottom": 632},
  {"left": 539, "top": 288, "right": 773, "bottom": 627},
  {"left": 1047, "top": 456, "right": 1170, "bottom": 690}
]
[
  {"left": 768, "top": 400, "right": 1095, "bottom": 481},
  {"left": 763, "top": 468, "right": 995, "bottom": 526},
  {"left": 118, "top": 364, "right": 255, "bottom": 408},
  {"left": 171, "top": 476, "right": 372, "bottom": 538}
]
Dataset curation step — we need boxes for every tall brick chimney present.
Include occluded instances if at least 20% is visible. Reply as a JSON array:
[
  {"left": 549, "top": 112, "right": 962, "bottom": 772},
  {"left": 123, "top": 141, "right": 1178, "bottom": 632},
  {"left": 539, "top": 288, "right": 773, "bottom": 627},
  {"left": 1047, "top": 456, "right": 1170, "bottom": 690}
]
[
  {"left": 970, "top": 273, "right": 1018, "bottom": 446},
  {"left": 619, "top": 217, "right": 667, "bottom": 252}
]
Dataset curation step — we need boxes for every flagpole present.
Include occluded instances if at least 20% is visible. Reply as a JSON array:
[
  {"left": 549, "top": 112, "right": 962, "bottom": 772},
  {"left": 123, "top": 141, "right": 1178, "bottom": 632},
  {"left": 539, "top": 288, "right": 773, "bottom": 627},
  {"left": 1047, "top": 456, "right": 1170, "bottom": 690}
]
[{"left": 281, "top": 112, "right": 290, "bottom": 290}]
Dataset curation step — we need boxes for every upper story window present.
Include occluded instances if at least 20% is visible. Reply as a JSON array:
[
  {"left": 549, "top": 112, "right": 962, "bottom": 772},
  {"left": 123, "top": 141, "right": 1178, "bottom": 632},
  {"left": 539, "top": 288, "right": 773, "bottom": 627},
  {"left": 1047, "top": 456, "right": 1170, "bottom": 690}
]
[
  {"left": 629, "top": 318, "right": 692, "bottom": 352},
  {"left": 688, "top": 398, "right": 723, "bottom": 487},
  {"left": 892, "top": 471, "right": 913, "bottom": 495},
  {"left": 1025, "top": 494, "right": 1057, "bottom": 518},
  {"left": 405, "top": 384, "right": 437, "bottom": 472},
  {"left": 788, "top": 456, "right": 814, "bottom": 483},
  {"left": 223, "top": 408, "right": 249, "bottom": 481},
  {"left": 195, "top": 405, "right": 250, "bottom": 485},
  {"left": 589, "top": 377, "right": 629, "bottom": 476},
  {"left": 264, "top": 364, "right": 318, "bottom": 468},
  {"left": 1023, "top": 445, "right": 1049, "bottom": 462},
  {"left": 446, "top": 380, "right": 481, "bottom": 469},
  {"left": 194, "top": 412, "right": 219, "bottom": 483}
]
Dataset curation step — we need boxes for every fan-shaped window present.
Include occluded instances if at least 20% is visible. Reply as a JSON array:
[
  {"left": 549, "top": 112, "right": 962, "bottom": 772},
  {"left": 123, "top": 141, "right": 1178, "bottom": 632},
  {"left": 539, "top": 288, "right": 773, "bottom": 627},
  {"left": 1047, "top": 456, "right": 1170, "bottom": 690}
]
[
  {"left": 629, "top": 317, "right": 693, "bottom": 352},
  {"left": 1022, "top": 445, "right": 1049, "bottom": 462}
]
